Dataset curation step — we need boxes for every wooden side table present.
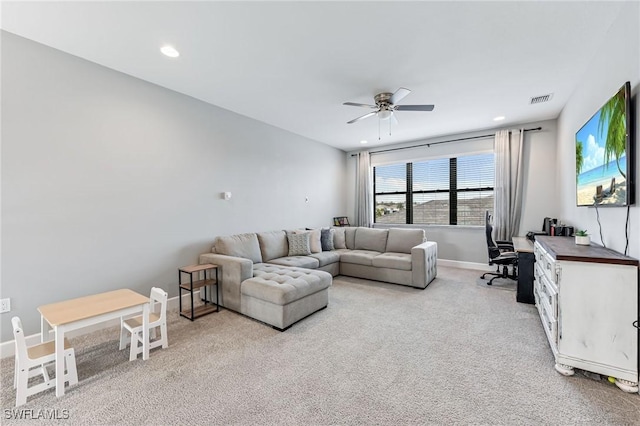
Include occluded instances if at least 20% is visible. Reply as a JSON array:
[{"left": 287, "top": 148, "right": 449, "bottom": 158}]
[{"left": 178, "top": 264, "right": 219, "bottom": 321}]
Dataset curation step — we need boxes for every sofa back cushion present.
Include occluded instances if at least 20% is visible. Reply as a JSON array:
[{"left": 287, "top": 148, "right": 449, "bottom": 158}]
[
  {"left": 214, "top": 233, "right": 263, "bottom": 264},
  {"left": 344, "top": 227, "right": 358, "bottom": 249},
  {"left": 386, "top": 228, "right": 426, "bottom": 253},
  {"left": 257, "top": 230, "right": 288, "bottom": 262},
  {"left": 332, "top": 227, "right": 347, "bottom": 249},
  {"left": 355, "top": 228, "right": 388, "bottom": 252}
]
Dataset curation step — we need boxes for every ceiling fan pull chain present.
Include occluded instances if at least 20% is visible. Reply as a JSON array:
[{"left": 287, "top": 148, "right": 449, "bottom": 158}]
[{"left": 378, "top": 117, "right": 381, "bottom": 140}]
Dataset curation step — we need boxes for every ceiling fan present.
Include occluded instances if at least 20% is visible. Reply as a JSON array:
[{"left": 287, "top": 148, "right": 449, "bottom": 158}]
[{"left": 343, "top": 87, "right": 434, "bottom": 124}]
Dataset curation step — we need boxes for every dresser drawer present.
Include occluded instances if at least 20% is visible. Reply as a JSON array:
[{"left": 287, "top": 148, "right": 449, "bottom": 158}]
[
  {"left": 533, "top": 240, "right": 545, "bottom": 260},
  {"left": 539, "top": 296, "right": 558, "bottom": 348},
  {"left": 534, "top": 241, "right": 558, "bottom": 285},
  {"left": 538, "top": 273, "right": 558, "bottom": 320},
  {"left": 533, "top": 281, "right": 541, "bottom": 306}
]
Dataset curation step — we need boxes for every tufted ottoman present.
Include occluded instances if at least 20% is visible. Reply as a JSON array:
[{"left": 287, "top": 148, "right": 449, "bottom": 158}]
[{"left": 240, "top": 264, "right": 332, "bottom": 330}]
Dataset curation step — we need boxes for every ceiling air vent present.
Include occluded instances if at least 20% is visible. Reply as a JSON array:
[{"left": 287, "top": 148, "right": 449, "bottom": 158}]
[{"left": 530, "top": 93, "right": 553, "bottom": 104}]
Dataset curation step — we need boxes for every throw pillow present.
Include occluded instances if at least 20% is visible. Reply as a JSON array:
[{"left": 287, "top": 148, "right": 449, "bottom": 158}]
[
  {"left": 308, "top": 229, "right": 322, "bottom": 253},
  {"left": 321, "top": 228, "right": 335, "bottom": 251},
  {"left": 295, "top": 229, "right": 321, "bottom": 253},
  {"left": 287, "top": 232, "right": 311, "bottom": 256},
  {"left": 333, "top": 227, "right": 347, "bottom": 249}
]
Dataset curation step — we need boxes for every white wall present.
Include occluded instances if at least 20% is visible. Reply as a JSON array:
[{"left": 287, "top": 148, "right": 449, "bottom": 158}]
[
  {"left": 0, "top": 32, "right": 347, "bottom": 342},
  {"left": 557, "top": 1, "right": 639, "bottom": 259},
  {"left": 347, "top": 120, "right": 559, "bottom": 264}
]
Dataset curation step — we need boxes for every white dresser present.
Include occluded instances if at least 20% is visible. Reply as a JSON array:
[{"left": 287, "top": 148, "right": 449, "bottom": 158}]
[{"left": 533, "top": 236, "right": 639, "bottom": 393}]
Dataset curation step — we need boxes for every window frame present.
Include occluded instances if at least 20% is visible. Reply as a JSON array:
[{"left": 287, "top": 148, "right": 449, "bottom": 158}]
[{"left": 373, "top": 153, "right": 494, "bottom": 226}]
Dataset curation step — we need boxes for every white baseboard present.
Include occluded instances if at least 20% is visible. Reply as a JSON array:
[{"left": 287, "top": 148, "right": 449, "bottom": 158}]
[
  {"left": 437, "top": 259, "right": 494, "bottom": 271},
  {"left": 0, "top": 291, "right": 199, "bottom": 359}
]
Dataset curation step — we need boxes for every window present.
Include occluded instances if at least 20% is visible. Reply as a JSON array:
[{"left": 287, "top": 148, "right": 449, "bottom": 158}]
[
  {"left": 373, "top": 163, "right": 407, "bottom": 224},
  {"left": 374, "top": 153, "right": 494, "bottom": 226},
  {"left": 412, "top": 158, "right": 450, "bottom": 225}
]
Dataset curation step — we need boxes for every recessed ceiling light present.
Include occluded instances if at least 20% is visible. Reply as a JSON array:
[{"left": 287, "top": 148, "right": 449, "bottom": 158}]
[
  {"left": 160, "top": 45, "right": 180, "bottom": 58},
  {"left": 493, "top": 116, "right": 505, "bottom": 121},
  {"left": 360, "top": 140, "right": 368, "bottom": 144}
]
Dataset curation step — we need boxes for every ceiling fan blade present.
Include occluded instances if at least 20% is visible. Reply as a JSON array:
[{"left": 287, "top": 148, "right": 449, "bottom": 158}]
[
  {"left": 391, "top": 112, "right": 399, "bottom": 126},
  {"left": 343, "top": 102, "right": 377, "bottom": 108},
  {"left": 347, "top": 111, "right": 377, "bottom": 124},
  {"left": 395, "top": 104, "right": 435, "bottom": 111},
  {"left": 389, "top": 87, "right": 411, "bottom": 105}
]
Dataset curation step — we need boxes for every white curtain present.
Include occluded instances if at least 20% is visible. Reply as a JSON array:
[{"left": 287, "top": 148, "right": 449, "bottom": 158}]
[
  {"left": 355, "top": 151, "right": 373, "bottom": 227},
  {"left": 493, "top": 129, "right": 524, "bottom": 240}
]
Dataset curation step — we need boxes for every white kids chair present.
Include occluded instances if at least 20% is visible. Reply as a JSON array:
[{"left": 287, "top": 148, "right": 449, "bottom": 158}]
[
  {"left": 12, "top": 316, "right": 78, "bottom": 406},
  {"left": 119, "top": 287, "right": 168, "bottom": 361}
]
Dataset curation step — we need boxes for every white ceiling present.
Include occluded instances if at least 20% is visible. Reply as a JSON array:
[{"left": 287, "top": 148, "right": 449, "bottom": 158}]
[{"left": 1, "top": 1, "right": 625, "bottom": 152}]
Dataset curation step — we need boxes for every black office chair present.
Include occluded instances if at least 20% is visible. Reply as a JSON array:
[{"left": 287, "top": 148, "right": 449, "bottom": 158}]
[{"left": 481, "top": 211, "right": 518, "bottom": 285}]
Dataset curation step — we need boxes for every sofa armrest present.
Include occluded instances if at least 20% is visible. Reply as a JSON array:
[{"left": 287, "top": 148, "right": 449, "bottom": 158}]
[
  {"left": 199, "top": 253, "right": 254, "bottom": 311},
  {"left": 411, "top": 241, "right": 438, "bottom": 288}
]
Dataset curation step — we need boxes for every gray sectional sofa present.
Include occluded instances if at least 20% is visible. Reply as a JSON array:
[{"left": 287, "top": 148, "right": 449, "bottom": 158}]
[{"left": 199, "top": 227, "right": 437, "bottom": 330}]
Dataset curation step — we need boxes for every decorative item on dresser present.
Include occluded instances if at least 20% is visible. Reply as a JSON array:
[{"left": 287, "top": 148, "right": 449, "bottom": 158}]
[
  {"left": 533, "top": 236, "right": 639, "bottom": 395},
  {"left": 574, "top": 229, "right": 590, "bottom": 245}
]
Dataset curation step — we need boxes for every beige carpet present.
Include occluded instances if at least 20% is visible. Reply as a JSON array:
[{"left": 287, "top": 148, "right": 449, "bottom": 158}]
[{"left": 2, "top": 266, "right": 639, "bottom": 425}]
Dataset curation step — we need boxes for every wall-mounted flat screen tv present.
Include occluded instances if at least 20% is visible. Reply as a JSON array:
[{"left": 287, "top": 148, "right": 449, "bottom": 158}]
[{"left": 576, "top": 81, "right": 635, "bottom": 207}]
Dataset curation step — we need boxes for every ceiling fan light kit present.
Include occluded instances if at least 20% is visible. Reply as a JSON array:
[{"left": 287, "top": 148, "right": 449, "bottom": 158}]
[
  {"left": 343, "top": 87, "right": 434, "bottom": 125},
  {"left": 378, "top": 109, "right": 393, "bottom": 120}
]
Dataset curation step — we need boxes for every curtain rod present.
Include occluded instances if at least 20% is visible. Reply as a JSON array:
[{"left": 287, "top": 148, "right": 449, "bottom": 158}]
[{"left": 350, "top": 127, "right": 542, "bottom": 157}]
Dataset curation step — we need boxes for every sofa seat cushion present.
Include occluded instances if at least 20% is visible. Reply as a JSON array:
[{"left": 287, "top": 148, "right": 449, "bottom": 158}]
[
  {"left": 339, "top": 250, "right": 381, "bottom": 266},
  {"left": 245, "top": 264, "right": 332, "bottom": 305},
  {"left": 267, "top": 256, "right": 320, "bottom": 269},
  {"left": 372, "top": 252, "right": 412, "bottom": 271},
  {"left": 310, "top": 251, "right": 340, "bottom": 267},
  {"left": 333, "top": 248, "right": 351, "bottom": 254}
]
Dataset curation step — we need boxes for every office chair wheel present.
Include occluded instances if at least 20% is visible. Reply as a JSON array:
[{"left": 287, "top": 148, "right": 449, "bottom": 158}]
[{"left": 482, "top": 265, "right": 516, "bottom": 285}]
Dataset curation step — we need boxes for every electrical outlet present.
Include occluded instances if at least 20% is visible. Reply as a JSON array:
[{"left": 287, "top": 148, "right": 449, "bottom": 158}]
[{"left": 0, "top": 298, "right": 10, "bottom": 313}]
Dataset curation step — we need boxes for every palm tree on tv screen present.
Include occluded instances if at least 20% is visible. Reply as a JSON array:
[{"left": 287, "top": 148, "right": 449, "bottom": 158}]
[
  {"left": 576, "top": 140, "right": 584, "bottom": 181},
  {"left": 598, "top": 89, "right": 627, "bottom": 179}
]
